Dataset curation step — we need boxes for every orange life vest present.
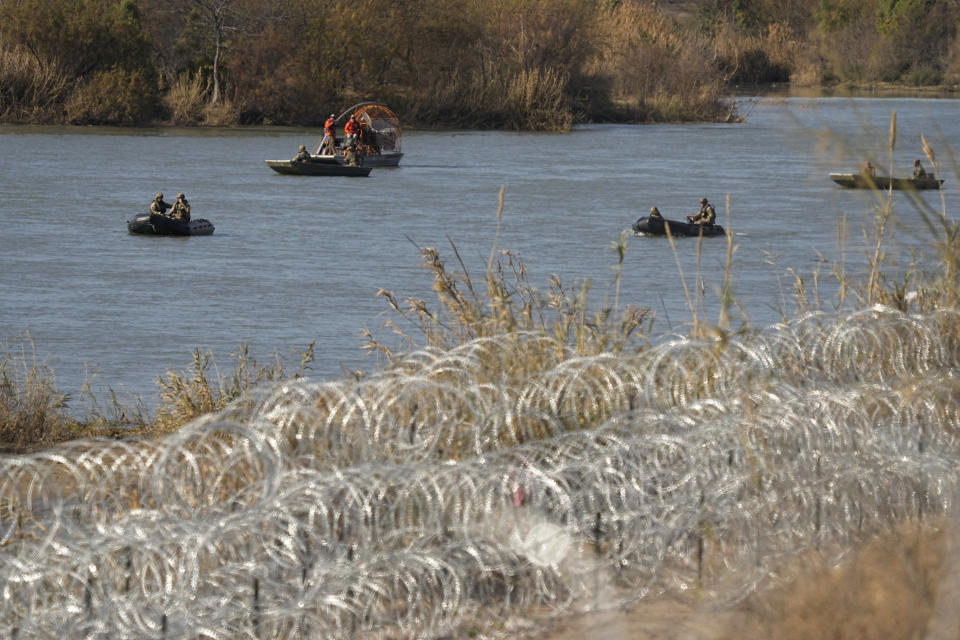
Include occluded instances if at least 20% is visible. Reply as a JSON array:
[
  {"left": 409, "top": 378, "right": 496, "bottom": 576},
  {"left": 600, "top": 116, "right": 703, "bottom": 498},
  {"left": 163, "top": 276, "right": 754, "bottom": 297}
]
[
  {"left": 344, "top": 118, "right": 360, "bottom": 134},
  {"left": 324, "top": 117, "right": 335, "bottom": 135}
]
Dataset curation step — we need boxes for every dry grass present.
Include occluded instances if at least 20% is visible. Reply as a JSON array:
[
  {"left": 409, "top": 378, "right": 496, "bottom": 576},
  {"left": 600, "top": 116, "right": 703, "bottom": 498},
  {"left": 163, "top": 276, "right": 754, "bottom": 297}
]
[
  {"left": 200, "top": 95, "right": 242, "bottom": 127},
  {"left": 0, "top": 338, "right": 75, "bottom": 451},
  {"left": 163, "top": 70, "right": 209, "bottom": 125},
  {"left": 154, "top": 343, "right": 315, "bottom": 433},
  {"left": 710, "top": 19, "right": 806, "bottom": 85},
  {"left": 731, "top": 519, "right": 956, "bottom": 640},
  {"left": 785, "top": 112, "right": 960, "bottom": 317},
  {"left": 0, "top": 336, "right": 146, "bottom": 452},
  {"left": 162, "top": 71, "right": 243, "bottom": 127},
  {"left": 402, "top": 56, "right": 576, "bottom": 131},
  {"left": 0, "top": 338, "right": 314, "bottom": 451},
  {"left": 0, "top": 38, "right": 68, "bottom": 122}
]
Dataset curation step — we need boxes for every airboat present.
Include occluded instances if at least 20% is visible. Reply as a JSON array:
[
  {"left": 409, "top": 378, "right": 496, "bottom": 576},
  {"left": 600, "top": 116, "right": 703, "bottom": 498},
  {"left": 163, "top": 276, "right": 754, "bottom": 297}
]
[{"left": 312, "top": 102, "right": 404, "bottom": 167}]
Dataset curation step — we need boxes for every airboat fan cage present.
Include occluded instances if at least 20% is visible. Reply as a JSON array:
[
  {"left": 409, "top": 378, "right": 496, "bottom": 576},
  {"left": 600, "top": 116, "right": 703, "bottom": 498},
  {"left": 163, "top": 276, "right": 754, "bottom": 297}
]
[{"left": 337, "top": 102, "right": 402, "bottom": 154}]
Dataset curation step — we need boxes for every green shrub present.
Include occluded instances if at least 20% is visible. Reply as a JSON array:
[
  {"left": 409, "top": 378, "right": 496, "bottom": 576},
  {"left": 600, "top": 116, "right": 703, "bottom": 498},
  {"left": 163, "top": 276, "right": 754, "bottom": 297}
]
[{"left": 903, "top": 65, "right": 942, "bottom": 86}]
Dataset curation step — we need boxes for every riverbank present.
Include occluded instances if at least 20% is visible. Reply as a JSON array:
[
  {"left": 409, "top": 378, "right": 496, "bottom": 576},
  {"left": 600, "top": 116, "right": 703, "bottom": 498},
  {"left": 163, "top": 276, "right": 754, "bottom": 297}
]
[{"left": 6, "top": 0, "right": 960, "bottom": 130}]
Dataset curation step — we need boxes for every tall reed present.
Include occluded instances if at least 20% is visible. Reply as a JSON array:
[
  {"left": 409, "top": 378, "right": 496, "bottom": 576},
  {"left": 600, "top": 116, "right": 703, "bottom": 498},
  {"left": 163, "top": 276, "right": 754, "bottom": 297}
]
[{"left": 154, "top": 343, "right": 315, "bottom": 432}]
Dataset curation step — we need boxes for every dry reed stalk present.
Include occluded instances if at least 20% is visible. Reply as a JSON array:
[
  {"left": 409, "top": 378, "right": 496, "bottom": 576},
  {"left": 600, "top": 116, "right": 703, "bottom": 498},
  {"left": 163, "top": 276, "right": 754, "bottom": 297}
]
[
  {"left": 718, "top": 195, "right": 737, "bottom": 331},
  {"left": 368, "top": 187, "right": 650, "bottom": 368},
  {"left": 866, "top": 112, "right": 897, "bottom": 305},
  {"left": 888, "top": 110, "right": 897, "bottom": 196},
  {"left": 836, "top": 214, "right": 849, "bottom": 309},
  {"left": 922, "top": 133, "right": 948, "bottom": 226}
]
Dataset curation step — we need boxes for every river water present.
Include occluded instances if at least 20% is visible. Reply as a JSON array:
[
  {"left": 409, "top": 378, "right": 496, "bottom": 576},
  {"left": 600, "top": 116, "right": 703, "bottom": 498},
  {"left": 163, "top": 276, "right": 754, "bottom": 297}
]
[{"left": 0, "top": 95, "right": 957, "bottom": 406}]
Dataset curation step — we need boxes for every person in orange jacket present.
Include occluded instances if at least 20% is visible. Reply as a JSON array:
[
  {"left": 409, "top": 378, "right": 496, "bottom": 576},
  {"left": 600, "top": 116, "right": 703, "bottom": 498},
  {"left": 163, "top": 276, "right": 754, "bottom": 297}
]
[
  {"left": 318, "top": 113, "right": 336, "bottom": 154},
  {"left": 344, "top": 114, "right": 361, "bottom": 148}
]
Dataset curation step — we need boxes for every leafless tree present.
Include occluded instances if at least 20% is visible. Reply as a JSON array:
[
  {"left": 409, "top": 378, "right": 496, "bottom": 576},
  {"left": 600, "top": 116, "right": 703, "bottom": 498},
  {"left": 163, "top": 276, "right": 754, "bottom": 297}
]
[{"left": 189, "top": 0, "right": 238, "bottom": 104}]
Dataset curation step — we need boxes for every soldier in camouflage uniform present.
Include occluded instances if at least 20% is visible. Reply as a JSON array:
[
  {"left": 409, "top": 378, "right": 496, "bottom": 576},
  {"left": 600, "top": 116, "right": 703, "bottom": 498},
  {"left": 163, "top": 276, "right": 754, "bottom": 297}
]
[
  {"left": 687, "top": 197, "right": 716, "bottom": 225},
  {"left": 342, "top": 145, "right": 361, "bottom": 167},
  {"left": 150, "top": 193, "right": 171, "bottom": 216},
  {"left": 293, "top": 144, "right": 311, "bottom": 162},
  {"left": 170, "top": 193, "right": 191, "bottom": 222},
  {"left": 648, "top": 206, "right": 663, "bottom": 220},
  {"left": 913, "top": 158, "right": 928, "bottom": 178}
]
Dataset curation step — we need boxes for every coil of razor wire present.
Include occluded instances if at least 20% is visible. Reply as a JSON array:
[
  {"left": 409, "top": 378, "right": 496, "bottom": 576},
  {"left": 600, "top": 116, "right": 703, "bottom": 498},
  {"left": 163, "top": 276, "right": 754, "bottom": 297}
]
[{"left": 2, "top": 306, "right": 960, "bottom": 638}]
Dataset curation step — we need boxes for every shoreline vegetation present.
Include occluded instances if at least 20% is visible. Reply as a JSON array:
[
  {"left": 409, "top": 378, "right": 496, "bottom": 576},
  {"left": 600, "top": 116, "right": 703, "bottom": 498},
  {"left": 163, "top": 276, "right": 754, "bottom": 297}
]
[{"left": 2, "top": 0, "right": 960, "bottom": 130}]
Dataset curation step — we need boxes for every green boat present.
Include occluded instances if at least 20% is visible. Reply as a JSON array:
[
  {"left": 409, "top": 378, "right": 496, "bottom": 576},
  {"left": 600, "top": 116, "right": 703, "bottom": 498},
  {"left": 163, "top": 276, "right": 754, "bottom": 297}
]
[{"left": 829, "top": 172, "right": 944, "bottom": 190}]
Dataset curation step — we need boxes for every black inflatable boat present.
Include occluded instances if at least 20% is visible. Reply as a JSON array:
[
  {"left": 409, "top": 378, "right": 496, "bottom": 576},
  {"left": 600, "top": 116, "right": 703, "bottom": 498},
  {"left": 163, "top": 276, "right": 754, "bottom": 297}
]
[
  {"left": 127, "top": 213, "right": 215, "bottom": 236},
  {"left": 632, "top": 216, "right": 725, "bottom": 237}
]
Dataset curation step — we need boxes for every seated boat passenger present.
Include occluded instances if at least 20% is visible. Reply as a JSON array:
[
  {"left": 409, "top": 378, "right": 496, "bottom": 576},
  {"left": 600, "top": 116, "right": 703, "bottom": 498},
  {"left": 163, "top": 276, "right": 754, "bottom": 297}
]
[
  {"left": 861, "top": 161, "right": 876, "bottom": 179},
  {"left": 150, "top": 192, "right": 171, "bottom": 216},
  {"left": 344, "top": 114, "right": 361, "bottom": 147},
  {"left": 686, "top": 197, "right": 716, "bottom": 225},
  {"left": 170, "top": 193, "right": 190, "bottom": 222},
  {"left": 648, "top": 206, "right": 663, "bottom": 220},
  {"left": 292, "top": 144, "right": 311, "bottom": 162},
  {"left": 913, "top": 158, "right": 928, "bottom": 178},
  {"left": 342, "top": 145, "right": 362, "bottom": 167}
]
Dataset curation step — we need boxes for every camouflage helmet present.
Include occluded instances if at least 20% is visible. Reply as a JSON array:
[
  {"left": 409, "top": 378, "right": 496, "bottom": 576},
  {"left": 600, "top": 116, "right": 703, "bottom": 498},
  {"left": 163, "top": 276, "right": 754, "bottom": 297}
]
[
  {"left": 177, "top": 193, "right": 185, "bottom": 198},
  {"left": 650, "top": 206, "right": 659, "bottom": 214},
  {"left": 699, "top": 197, "right": 708, "bottom": 204},
  {"left": 299, "top": 144, "right": 306, "bottom": 150},
  {"left": 914, "top": 158, "right": 921, "bottom": 165},
  {"left": 155, "top": 193, "right": 163, "bottom": 199}
]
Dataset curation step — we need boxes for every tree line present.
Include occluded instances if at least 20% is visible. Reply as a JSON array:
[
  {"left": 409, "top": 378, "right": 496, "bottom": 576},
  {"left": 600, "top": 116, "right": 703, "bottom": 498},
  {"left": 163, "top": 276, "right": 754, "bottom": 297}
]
[{"left": 0, "top": 0, "right": 957, "bottom": 130}]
